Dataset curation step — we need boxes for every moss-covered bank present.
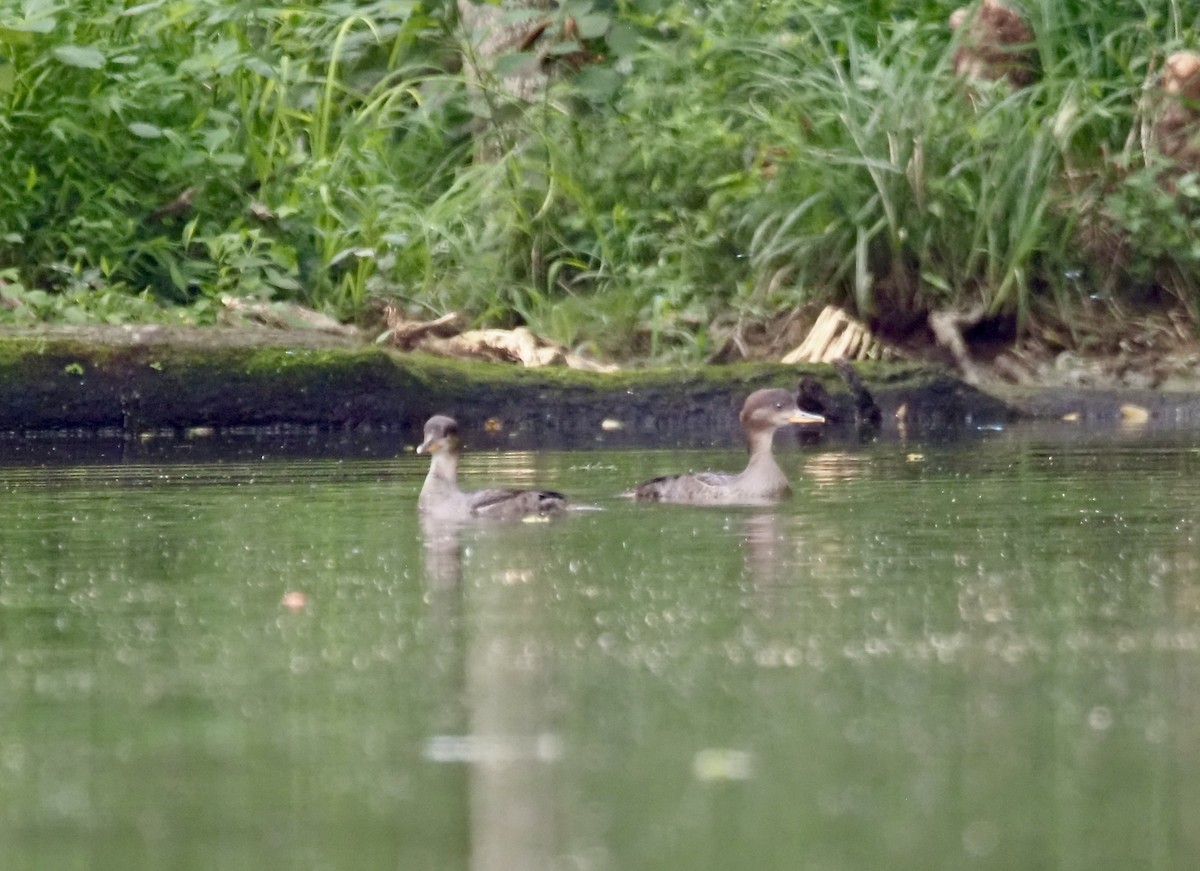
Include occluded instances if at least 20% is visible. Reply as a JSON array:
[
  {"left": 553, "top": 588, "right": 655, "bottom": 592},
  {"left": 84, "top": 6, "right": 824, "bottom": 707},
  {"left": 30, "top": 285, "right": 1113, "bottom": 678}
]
[{"left": 0, "top": 325, "right": 1012, "bottom": 443}]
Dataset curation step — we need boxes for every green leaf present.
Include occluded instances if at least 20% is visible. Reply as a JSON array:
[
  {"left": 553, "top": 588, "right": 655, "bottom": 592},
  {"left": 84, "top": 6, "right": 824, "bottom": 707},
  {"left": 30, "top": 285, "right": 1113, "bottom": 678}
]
[
  {"left": 0, "top": 18, "right": 56, "bottom": 40},
  {"left": 921, "top": 272, "right": 952, "bottom": 293},
  {"left": 128, "top": 122, "right": 163, "bottom": 139},
  {"left": 120, "top": 1, "right": 166, "bottom": 16},
  {"left": 562, "top": 0, "right": 594, "bottom": 17},
  {"left": 606, "top": 22, "right": 640, "bottom": 57},
  {"left": 574, "top": 67, "right": 622, "bottom": 101},
  {"left": 492, "top": 50, "right": 540, "bottom": 78},
  {"left": 168, "top": 260, "right": 189, "bottom": 293},
  {"left": 53, "top": 45, "right": 105, "bottom": 69},
  {"left": 576, "top": 13, "right": 610, "bottom": 40}
]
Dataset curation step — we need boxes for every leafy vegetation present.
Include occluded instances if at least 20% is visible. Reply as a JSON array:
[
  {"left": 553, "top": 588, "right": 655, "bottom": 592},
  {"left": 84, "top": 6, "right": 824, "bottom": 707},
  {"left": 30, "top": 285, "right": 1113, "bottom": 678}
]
[{"left": 0, "top": 0, "right": 1198, "bottom": 359}]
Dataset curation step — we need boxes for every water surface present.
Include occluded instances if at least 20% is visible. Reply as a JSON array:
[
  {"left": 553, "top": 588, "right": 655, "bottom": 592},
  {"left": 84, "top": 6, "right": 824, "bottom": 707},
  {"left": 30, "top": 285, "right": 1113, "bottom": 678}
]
[{"left": 1, "top": 426, "right": 1198, "bottom": 870}]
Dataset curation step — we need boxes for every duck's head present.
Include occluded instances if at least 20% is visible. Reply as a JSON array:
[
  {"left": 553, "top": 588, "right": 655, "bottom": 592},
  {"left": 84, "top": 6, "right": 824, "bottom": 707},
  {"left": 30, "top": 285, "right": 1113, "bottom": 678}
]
[
  {"left": 740, "top": 388, "right": 825, "bottom": 431},
  {"left": 417, "top": 415, "right": 462, "bottom": 455}
]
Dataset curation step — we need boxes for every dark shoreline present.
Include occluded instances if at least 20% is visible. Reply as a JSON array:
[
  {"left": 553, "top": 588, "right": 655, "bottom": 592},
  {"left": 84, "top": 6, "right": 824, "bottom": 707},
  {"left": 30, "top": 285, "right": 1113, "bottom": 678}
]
[{"left": 0, "top": 324, "right": 1193, "bottom": 447}]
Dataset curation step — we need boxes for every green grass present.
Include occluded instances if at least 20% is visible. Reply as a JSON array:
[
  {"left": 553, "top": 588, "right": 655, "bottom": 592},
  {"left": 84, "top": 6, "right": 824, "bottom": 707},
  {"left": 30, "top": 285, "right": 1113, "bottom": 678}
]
[{"left": 0, "top": 0, "right": 1198, "bottom": 359}]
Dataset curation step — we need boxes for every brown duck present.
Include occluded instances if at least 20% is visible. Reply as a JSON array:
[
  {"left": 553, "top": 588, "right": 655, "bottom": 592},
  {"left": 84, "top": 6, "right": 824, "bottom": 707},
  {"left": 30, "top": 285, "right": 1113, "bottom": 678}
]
[
  {"left": 623, "top": 388, "right": 824, "bottom": 505},
  {"left": 417, "top": 415, "right": 568, "bottom": 520}
]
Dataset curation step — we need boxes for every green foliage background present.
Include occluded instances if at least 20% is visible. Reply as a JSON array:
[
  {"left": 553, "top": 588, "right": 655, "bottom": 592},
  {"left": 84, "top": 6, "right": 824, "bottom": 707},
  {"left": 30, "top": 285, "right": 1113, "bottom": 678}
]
[{"left": 0, "top": 0, "right": 1198, "bottom": 358}]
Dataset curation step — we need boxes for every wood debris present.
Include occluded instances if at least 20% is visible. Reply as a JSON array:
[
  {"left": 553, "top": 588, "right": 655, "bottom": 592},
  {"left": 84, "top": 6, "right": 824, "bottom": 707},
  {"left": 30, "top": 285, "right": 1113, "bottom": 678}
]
[
  {"left": 381, "top": 307, "right": 616, "bottom": 372},
  {"left": 928, "top": 304, "right": 988, "bottom": 385},
  {"left": 781, "top": 306, "right": 881, "bottom": 364},
  {"left": 219, "top": 296, "right": 361, "bottom": 338},
  {"left": 383, "top": 310, "right": 464, "bottom": 348}
]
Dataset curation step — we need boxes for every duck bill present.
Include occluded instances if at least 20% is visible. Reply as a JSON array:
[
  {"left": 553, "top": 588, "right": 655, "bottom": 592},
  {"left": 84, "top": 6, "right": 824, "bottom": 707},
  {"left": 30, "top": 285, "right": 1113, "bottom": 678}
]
[
  {"left": 416, "top": 436, "right": 441, "bottom": 454},
  {"left": 788, "top": 410, "right": 825, "bottom": 426}
]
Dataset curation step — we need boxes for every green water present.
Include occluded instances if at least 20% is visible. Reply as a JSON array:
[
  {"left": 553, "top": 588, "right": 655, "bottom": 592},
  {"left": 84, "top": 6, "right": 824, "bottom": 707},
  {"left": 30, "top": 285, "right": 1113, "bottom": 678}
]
[{"left": 1, "top": 427, "right": 1199, "bottom": 870}]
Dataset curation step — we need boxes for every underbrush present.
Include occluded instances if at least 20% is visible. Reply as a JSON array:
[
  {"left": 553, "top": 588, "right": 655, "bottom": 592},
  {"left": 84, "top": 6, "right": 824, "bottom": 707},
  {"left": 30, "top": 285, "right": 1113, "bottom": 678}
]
[{"left": 0, "top": 1, "right": 1198, "bottom": 360}]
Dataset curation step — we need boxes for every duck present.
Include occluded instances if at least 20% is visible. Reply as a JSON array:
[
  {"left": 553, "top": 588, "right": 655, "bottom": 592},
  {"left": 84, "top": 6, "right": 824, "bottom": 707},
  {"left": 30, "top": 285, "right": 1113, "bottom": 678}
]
[
  {"left": 623, "top": 388, "right": 824, "bottom": 505},
  {"left": 416, "top": 415, "right": 568, "bottom": 520}
]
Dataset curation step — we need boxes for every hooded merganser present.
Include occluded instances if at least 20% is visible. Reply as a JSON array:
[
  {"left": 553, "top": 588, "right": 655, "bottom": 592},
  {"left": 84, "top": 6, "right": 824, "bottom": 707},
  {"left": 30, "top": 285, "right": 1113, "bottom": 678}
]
[
  {"left": 417, "top": 415, "right": 568, "bottom": 520},
  {"left": 623, "top": 388, "right": 824, "bottom": 505}
]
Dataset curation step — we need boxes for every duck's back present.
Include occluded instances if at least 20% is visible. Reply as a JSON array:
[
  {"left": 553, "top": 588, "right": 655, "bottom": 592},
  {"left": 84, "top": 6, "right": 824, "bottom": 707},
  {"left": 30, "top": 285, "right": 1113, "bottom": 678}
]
[
  {"left": 626, "top": 471, "right": 781, "bottom": 504},
  {"left": 468, "top": 487, "right": 568, "bottom": 519}
]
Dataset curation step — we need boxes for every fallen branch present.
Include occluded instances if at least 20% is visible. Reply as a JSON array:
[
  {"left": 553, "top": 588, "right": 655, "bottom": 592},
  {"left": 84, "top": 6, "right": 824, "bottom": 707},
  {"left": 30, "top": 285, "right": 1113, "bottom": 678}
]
[{"left": 928, "top": 304, "right": 988, "bottom": 385}]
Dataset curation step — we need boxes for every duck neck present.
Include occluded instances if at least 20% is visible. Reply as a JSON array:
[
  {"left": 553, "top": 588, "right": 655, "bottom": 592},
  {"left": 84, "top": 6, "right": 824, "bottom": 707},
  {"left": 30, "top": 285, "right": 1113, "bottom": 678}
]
[
  {"left": 745, "top": 427, "right": 778, "bottom": 464},
  {"left": 421, "top": 449, "right": 462, "bottom": 499},
  {"left": 737, "top": 427, "right": 787, "bottom": 492}
]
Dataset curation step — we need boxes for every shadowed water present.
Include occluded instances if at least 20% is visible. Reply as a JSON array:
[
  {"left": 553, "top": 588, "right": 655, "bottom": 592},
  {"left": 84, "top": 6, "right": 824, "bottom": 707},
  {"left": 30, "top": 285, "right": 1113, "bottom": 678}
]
[{"left": 1, "top": 426, "right": 1198, "bottom": 870}]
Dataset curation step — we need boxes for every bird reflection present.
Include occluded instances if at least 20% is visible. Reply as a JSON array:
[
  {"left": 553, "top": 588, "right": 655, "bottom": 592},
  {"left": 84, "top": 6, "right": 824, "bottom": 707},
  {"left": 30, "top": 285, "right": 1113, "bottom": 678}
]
[
  {"left": 417, "top": 514, "right": 562, "bottom": 871},
  {"left": 741, "top": 512, "right": 789, "bottom": 587},
  {"left": 420, "top": 512, "right": 466, "bottom": 590}
]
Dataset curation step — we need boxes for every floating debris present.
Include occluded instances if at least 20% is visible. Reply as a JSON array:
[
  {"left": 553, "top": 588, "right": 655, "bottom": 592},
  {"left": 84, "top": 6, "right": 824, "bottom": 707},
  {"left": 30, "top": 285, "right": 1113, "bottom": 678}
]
[
  {"left": 424, "top": 733, "right": 563, "bottom": 764},
  {"left": 1119, "top": 403, "right": 1150, "bottom": 425},
  {"left": 692, "top": 748, "right": 755, "bottom": 782},
  {"left": 280, "top": 590, "right": 308, "bottom": 612}
]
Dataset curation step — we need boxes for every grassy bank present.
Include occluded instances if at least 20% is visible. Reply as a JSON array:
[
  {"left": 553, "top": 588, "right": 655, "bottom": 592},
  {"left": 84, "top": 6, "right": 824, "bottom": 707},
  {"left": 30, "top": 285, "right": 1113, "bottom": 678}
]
[
  {"left": 0, "top": 1, "right": 1196, "bottom": 361},
  {"left": 0, "top": 324, "right": 1003, "bottom": 436}
]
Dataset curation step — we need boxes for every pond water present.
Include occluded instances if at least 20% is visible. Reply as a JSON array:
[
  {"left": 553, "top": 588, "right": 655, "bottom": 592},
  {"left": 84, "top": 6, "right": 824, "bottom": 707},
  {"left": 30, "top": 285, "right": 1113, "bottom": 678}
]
[{"left": 1, "top": 425, "right": 1198, "bottom": 871}]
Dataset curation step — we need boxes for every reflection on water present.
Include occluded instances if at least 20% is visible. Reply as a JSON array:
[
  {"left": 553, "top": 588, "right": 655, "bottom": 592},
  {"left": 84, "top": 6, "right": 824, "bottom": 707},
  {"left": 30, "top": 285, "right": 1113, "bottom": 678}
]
[
  {"left": 420, "top": 512, "right": 466, "bottom": 591},
  {"left": 740, "top": 512, "right": 788, "bottom": 587},
  {"left": 1, "top": 427, "right": 1199, "bottom": 870},
  {"left": 418, "top": 515, "right": 563, "bottom": 871}
]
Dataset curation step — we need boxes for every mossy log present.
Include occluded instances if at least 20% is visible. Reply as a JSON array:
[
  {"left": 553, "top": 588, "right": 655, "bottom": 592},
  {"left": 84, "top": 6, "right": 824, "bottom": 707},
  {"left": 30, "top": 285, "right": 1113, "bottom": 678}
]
[{"left": 0, "top": 325, "right": 1015, "bottom": 444}]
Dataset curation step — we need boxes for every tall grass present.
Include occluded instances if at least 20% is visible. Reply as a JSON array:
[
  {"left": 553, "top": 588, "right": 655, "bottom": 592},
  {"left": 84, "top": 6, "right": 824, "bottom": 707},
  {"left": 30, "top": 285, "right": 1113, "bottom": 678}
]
[
  {"left": 420, "top": 0, "right": 1200, "bottom": 356},
  {"left": 0, "top": 0, "right": 462, "bottom": 320},
  {"left": 0, "top": 1, "right": 1197, "bottom": 356}
]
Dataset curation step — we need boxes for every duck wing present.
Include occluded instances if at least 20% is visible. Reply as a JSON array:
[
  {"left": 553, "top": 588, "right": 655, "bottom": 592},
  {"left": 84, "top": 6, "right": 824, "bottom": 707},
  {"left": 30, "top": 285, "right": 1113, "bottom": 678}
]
[{"left": 467, "top": 487, "right": 568, "bottom": 518}]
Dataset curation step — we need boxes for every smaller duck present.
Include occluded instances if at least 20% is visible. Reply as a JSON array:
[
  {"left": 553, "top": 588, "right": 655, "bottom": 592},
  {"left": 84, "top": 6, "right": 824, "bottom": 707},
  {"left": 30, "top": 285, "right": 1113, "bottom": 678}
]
[
  {"left": 417, "top": 415, "right": 568, "bottom": 520},
  {"left": 624, "top": 388, "right": 824, "bottom": 505}
]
